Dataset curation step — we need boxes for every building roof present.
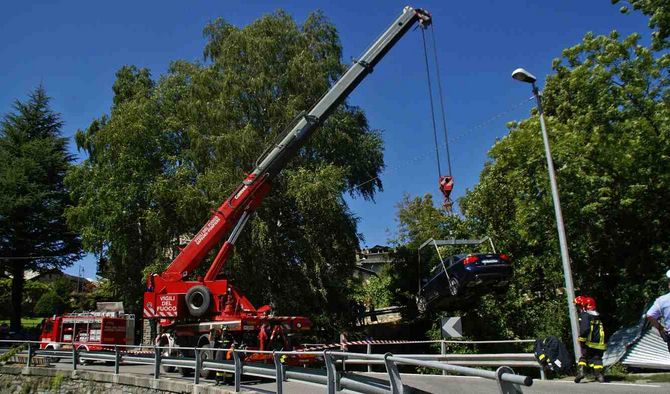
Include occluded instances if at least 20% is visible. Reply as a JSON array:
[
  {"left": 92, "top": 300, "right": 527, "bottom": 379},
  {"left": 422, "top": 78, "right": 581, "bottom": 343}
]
[{"left": 5, "top": 268, "right": 94, "bottom": 284}]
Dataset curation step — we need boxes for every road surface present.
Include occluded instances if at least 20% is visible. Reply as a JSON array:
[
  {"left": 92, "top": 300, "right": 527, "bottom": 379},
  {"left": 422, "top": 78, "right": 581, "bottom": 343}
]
[{"left": 44, "top": 360, "right": 670, "bottom": 393}]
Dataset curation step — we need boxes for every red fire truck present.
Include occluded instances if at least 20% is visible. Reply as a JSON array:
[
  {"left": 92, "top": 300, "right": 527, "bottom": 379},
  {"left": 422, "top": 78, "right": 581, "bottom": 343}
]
[{"left": 39, "top": 311, "right": 135, "bottom": 352}]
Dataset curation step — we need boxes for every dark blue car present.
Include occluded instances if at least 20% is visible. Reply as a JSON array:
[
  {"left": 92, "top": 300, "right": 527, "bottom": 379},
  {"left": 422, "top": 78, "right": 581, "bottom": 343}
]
[{"left": 418, "top": 247, "right": 512, "bottom": 311}]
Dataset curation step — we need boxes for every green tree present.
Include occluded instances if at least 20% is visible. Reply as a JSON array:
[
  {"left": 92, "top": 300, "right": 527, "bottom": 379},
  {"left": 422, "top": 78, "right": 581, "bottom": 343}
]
[
  {"left": 34, "top": 290, "right": 68, "bottom": 317},
  {"left": 22, "top": 280, "right": 50, "bottom": 317},
  {"left": 459, "top": 28, "right": 670, "bottom": 338},
  {"left": 0, "top": 87, "right": 81, "bottom": 331},
  {"left": 390, "top": 2, "right": 670, "bottom": 341},
  {"left": 614, "top": 0, "right": 670, "bottom": 49},
  {"left": 33, "top": 277, "right": 75, "bottom": 316},
  {"left": 66, "top": 11, "right": 384, "bottom": 331}
]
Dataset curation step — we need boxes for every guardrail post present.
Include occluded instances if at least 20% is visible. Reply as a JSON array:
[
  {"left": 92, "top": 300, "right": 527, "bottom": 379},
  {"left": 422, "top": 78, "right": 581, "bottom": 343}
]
[
  {"left": 114, "top": 345, "right": 120, "bottom": 375},
  {"left": 153, "top": 345, "right": 160, "bottom": 379},
  {"left": 383, "top": 353, "right": 403, "bottom": 394},
  {"left": 194, "top": 347, "right": 201, "bottom": 385},
  {"left": 367, "top": 343, "right": 372, "bottom": 373},
  {"left": 233, "top": 350, "right": 242, "bottom": 392},
  {"left": 496, "top": 366, "right": 522, "bottom": 394},
  {"left": 539, "top": 368, "right": 545, "bottom": 380},
  {"left": 324, "top": 351, "right": 337, "bottom": 394},
  {"left": 26, "top": 343, "right": 33, "bottom": 367},
  {"left": 72, "top": 347, "right": 78, "bottom": 370},
  {"left": 273, "top": 352, "right": 283, "bottom": 394},
  {"left": 440, "top": 341, "right": 447, "bottom": 376}
]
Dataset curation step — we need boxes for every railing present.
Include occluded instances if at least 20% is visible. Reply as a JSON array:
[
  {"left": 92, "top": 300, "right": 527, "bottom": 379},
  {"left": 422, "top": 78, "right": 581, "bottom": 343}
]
[
  {"left": 336, "top": 338, "right": 543, "bottom": 379},
  {"left": 0, "top": 339, "right": 534, "bottom": 393}
]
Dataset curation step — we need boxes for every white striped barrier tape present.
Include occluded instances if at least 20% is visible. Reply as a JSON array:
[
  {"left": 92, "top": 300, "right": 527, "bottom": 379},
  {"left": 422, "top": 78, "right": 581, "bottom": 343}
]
[{"left": 300, "top": 339, "right": 437, "bottom": 352}]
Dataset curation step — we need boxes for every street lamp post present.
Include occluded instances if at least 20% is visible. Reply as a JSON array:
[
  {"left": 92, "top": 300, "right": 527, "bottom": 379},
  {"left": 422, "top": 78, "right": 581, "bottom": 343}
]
[{"left": 512, "top": 68, "right": 582, "bottom": 360}]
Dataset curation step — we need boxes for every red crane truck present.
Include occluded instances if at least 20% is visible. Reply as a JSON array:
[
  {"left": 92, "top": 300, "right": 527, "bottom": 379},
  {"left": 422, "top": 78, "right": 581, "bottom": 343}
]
[{"left": 144, "top": 5, "right": 432, "bottom": 373}]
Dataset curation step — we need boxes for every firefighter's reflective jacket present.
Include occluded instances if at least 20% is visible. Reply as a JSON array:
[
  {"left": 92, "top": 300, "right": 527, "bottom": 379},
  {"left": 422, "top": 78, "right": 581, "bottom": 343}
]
[{"left": 578, "top": 310, "right": 606, "bottom": 350}]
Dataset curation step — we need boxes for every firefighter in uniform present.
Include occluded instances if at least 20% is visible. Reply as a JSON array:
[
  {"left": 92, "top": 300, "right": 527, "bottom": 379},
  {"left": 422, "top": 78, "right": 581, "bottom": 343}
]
[
  {"left": 574, "top": 295, "right": 606, "bottom": 383},
  {"left": 211, "top": 327, "right": 234, "bottom": 385}
]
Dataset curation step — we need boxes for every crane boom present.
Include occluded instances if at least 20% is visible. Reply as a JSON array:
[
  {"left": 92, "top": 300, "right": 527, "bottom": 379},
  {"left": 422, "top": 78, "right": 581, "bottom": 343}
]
[
  {"left": 144, "top": 6, "right": 432, "bottom": 326},
  {"left": 160, "top": 6, "right": 431, "bottom": 282}
]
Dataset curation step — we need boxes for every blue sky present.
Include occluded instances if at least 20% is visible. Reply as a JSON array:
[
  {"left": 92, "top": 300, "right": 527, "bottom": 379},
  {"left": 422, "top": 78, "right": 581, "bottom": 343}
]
[{"left": 0, "top": 1, "right": 650, "bottom": 277}]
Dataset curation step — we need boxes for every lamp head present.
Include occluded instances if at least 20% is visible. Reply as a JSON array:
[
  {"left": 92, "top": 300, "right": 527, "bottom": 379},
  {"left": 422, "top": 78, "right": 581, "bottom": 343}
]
[{"left": 512, "top": 68, "right": 537, "bottom": 84}]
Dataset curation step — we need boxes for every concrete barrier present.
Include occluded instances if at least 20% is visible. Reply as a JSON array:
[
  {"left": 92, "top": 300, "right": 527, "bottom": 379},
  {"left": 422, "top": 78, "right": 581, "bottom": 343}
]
[{"left": 0, "top": 366, "right": 243, "bottom": 394}]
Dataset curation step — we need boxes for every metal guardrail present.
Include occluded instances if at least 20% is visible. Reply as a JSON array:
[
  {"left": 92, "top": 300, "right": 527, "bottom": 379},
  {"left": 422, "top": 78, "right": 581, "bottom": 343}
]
[
  {"left": 0, "top": 339, "right": 534, "bottom": 393},
  {"left": 345, "top": 338, "right": 544, "bottom": 379}
]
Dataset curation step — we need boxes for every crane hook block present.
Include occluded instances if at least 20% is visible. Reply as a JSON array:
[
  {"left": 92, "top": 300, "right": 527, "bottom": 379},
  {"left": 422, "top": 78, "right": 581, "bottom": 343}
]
[{"left": 439, "top": 175, "right": 454, "bottom": 210}]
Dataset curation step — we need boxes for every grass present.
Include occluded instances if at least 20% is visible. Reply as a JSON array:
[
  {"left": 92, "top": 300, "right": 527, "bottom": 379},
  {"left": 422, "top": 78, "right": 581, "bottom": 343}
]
[
  {"left": 0, "top": 317, "right": 44, "bottom": 328},
  {"left": 623, "top": 373, "right": 670, "bottom": 383}
]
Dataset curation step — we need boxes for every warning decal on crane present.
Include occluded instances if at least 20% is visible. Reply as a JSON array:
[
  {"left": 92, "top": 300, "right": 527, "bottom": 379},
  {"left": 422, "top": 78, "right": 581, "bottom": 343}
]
[
  {"left": 156, "top": 294, "right": 180, "bottom": 317},
  {"left": 194, "top": 216, "right": 221, "bottom": 245},
  {"left": 144, "top": 295, "right": 181, "bottom": 317}
]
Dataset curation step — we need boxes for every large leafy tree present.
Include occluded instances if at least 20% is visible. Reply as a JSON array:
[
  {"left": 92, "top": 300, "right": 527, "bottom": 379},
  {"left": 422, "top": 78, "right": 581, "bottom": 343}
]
[
  {"left": 614, "top": 0, "right": 670, "bottom": 50},
  {"left": 0, "top": 87, "right": 81, "bottom": 331},
  {"left": 66, "top": 11, "right": 384, "bottom": 330},
  {"left": 392, "top": 3, "right": 670, "bottom": 342},
  {"left": 459, "top": 30, "right": 669, "bottom": 339}
]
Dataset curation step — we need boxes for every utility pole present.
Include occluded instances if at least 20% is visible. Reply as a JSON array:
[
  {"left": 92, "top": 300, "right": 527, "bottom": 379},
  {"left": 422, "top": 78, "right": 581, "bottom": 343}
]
[{"left": 512, "top": 67, "right": 582, "bottom": 360}]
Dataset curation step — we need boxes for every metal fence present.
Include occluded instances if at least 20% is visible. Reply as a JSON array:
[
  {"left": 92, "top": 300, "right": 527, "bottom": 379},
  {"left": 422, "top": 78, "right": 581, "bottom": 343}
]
[
  {"left": 0, "top": 339, "right": 533, "bottom": 393},
  {"left": 338, "top": 338, "right": 543, "bottom": 379}
]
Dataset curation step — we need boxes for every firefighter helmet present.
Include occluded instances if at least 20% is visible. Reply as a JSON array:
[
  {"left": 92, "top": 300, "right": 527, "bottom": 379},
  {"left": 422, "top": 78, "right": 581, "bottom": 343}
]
[{"left": 574, "top": 295, "right": 596, "bottom": 311}]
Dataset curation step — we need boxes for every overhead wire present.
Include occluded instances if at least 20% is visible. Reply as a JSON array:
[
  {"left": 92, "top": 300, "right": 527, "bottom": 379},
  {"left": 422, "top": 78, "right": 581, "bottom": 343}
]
[
  {"left": 420, "top": 28, "right": 442, "bottom": 179},
  {"left": 429, "top": 24, "right": 452, "bottom": 177},
  {"left": 348, "top": 96, "right": 535, "bottom": 194},
  {"left": 0, "top": 255, "right": 63, "bottom": 260}
]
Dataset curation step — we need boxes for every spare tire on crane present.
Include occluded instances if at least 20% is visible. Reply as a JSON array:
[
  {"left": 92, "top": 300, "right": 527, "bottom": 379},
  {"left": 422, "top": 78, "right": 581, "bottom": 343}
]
[{"left": 185, "top": 285, "right": 211, "bottom": 317}]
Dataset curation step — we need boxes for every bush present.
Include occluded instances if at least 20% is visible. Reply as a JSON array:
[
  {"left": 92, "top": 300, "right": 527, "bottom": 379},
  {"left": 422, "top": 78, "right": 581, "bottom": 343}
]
[{"left": 33, "top": 291, "right": 67, "bottom": 317}]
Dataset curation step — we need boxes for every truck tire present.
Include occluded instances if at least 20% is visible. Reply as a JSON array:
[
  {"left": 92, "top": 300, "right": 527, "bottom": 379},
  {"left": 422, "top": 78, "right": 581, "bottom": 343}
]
[
  {"left": 77, "top": 345, "right": 92, "bottom": 365},
  {"left": 162, "top": 349, "right": 177, "bottom": 373},
  {"left": 178, "top": 349, "right": 194, "bottom": 377},
  {"left": 45, "top": 345, "right": 60, "bottom": 364},
  {"left": 186, "top": 285, "right": 211, "bottom": 317},
  {"left": 199, "top": 343, "right": 215, "bottom": 379}
]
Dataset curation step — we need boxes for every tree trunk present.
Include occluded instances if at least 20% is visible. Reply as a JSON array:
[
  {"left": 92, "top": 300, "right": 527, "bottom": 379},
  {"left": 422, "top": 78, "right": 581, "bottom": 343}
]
[{"left": 10, "top": 261, "right": 25, "bottom": 333}]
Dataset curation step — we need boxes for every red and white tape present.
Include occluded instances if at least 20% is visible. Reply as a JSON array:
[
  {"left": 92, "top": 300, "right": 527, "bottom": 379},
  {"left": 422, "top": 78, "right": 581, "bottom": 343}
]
[{"left": 299, "top": 339, "right": 435, "bottom": 352}]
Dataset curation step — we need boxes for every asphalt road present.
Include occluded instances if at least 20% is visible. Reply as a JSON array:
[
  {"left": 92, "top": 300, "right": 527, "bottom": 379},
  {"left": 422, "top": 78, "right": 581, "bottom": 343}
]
[{"left": 47, "top": 360, "right": 670, "bottom": 393}]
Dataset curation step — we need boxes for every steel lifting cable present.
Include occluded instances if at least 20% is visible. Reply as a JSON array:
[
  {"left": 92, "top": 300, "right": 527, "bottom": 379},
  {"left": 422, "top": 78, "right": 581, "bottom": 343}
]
[
  {"left": 421, "top": 25, "right": 455, "bottom": 211},
  {"left": 420, "top": 28, "right": 442, "bottom": 179},
  {"left": 430, "top": 24, "right": 452, "bottom": 177},
  {"left": 348, "top": 96, "right": 534, "bottom": 193}
]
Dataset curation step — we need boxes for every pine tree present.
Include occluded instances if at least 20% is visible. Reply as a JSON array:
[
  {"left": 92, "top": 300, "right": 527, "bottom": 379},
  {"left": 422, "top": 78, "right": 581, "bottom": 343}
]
[{"left": 0, "top": 86, "right": 81, "bottom": 332}]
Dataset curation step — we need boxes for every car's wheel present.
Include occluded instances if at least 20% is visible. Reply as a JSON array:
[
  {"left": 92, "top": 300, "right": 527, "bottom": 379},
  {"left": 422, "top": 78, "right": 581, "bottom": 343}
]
[
  {"left": 416, "top": 295, "right": 428, "bottom": 314},
  {"left": 199, "top": 343, "right": 215, "bottom": 379},
  {"left": 448, "top": 278, "right": 460, "bottom": 296}
]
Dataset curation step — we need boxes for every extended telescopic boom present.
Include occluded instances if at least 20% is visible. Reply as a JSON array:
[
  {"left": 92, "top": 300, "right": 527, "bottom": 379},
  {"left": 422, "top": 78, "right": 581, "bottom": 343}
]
[{"left": 157, "top": 7, "right": 432, "bottom": 284}]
